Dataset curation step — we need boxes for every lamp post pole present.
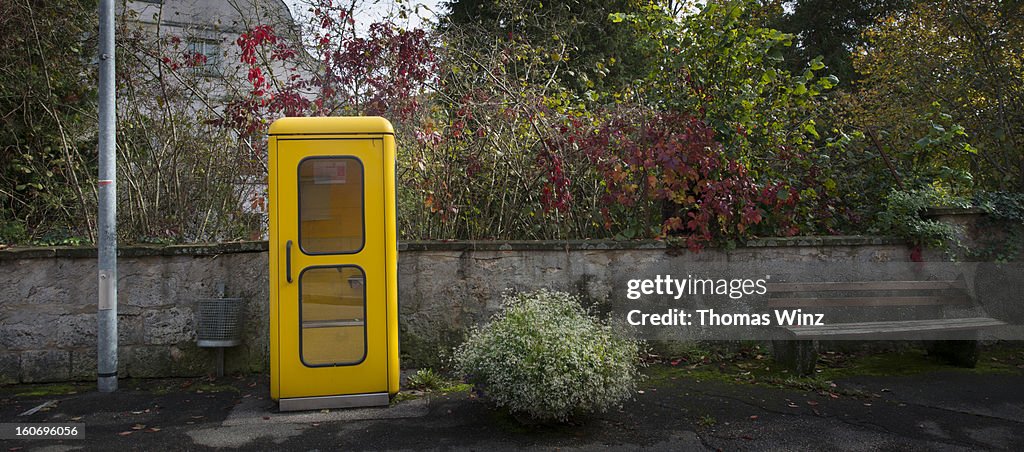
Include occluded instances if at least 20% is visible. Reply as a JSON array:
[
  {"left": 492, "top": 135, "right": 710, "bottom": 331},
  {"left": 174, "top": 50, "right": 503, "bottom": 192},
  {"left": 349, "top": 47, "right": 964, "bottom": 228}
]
[{"left": 97, "top": 0, "right": 118, "bottom": 393}]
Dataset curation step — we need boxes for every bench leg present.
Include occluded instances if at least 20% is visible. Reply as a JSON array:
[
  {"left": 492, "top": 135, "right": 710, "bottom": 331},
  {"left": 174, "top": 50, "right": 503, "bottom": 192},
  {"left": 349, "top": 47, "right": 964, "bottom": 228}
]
[
  {"left": 926, "top": 340, "right": 980, "bottom": 368},
  {"left": 772, "top": 340, "right": 817, "bottom": 376}
]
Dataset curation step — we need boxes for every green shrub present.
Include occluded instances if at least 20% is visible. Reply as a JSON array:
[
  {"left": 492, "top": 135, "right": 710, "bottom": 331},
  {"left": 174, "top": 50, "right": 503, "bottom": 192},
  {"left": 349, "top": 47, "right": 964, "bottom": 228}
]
[
  {"left": 453, "top": 289, "right": 643, "bottom": 423},
  {"left": 406, "top": 368, "right": 443, "bottom": 391},
  {"left": 972, "top": 191, "right": 1024, "bottom": 261},
  {"left": 876, "top": 186, "right": 968, "bottom": 251}
]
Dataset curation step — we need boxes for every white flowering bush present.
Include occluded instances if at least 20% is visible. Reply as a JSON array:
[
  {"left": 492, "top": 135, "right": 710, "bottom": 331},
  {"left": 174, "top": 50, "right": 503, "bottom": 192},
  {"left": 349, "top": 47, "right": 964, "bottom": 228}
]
[{"left": 453, "top": 289, "right": 643, "bottom": 422}]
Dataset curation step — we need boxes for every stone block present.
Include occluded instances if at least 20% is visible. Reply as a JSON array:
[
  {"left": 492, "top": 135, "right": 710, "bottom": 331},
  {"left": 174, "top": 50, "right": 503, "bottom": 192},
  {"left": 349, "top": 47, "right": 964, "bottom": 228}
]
[
  {"left": 118, "top": 314, "right": 145, "bottom": 345},
  {"left": 143, "top": 307, "right": 195, "bottom": 345},
  {"left": 0, "top": 353, "right": 20, "bottom": 384},
  {"left": 0, "top": 316, "right": 58, "bottom": 350},
  {"left": 127, "top": 346, "right": 172, "bottom": 378},
  {"left": 68, "top": 346, "right": 128, "bottom": 380},
  {"left": 169, "top": 343, "right": 214, "bottom": 376},
  {"left": 21, "top": 350, "right": 70, "bottom": 383},
  {"left": 69, "top": 348, "right": 96, "bottom": 381},
  {"left": 56, "top": 314, "right": 96, "bottom": 348}
]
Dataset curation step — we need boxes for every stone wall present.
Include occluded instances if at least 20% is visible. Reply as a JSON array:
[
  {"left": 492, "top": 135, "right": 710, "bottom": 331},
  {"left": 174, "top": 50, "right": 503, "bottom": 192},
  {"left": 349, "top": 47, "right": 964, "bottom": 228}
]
[
  {"left": 0, "top": 243, "right": 270, "bottom": 383},
  {"left": 0, "top": 237, "right": 911, "bottom": 383}
]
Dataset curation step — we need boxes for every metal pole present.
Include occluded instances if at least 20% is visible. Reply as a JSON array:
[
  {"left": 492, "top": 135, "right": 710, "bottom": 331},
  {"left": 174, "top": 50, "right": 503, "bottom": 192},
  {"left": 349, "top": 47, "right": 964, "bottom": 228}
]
[{"left": 97, "top": 0, "right": 118, "bottom": 393}]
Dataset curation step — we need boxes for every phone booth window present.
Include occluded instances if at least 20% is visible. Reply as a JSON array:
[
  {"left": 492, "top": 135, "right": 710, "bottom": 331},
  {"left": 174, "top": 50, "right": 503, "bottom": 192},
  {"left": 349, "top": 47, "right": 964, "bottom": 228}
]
[
  {"left": 298, "top": 157, "right": 364, "bottom": 254},
  {"left": 299, "top": 266, "right": 367, "bottom": 366}
]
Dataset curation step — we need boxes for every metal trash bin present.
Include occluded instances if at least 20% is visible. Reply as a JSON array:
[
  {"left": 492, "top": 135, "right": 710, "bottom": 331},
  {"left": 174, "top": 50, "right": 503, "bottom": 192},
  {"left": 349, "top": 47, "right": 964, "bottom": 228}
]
[
  {"left": 196, "top": 285, "right": 245, "bottom": 377},
  {"left": 196, "top": 297, "right": 245, "bottom": 348}
]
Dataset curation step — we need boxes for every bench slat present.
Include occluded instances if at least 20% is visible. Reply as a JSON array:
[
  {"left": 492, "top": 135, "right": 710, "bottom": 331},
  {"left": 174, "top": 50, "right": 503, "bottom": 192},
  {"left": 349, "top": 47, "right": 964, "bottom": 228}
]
[
  {"left": 768, "top": 280, "right": 964, "bottom": 292},
  {"left": 779, "top": 317, "right": 1006, "bottom": 338},
  {"left": 768, "top": 296, "right": 971, "bottom": 308}
]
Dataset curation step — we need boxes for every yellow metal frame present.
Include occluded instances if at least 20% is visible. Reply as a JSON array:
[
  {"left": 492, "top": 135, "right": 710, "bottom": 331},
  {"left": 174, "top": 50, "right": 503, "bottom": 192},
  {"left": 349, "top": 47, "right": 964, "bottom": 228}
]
[{"left": 268, "top": 117, "right": 399, "bottom": 403}]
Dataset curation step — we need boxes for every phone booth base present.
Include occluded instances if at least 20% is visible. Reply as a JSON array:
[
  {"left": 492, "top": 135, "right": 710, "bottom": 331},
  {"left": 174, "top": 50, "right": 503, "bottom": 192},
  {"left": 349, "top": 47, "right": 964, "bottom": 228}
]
[
  {"left": 278, "top": 393, "right": 390, "bottom": 412},
  {"left": 268, "top": 117, "right": 400, "bottom": 411}
]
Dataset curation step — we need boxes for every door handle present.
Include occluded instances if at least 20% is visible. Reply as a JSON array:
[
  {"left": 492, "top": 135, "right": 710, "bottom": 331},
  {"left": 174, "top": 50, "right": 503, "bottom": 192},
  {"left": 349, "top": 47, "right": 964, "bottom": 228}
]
[{"left": 286, "top": 240, "right": 293, "bottom": 283}]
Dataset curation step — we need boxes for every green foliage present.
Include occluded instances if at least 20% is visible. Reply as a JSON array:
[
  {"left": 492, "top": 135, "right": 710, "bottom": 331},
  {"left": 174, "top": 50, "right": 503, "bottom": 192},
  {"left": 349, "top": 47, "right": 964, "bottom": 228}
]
[
  {"left": 771, "top": 0, "right": 911, "bottom": 87},
  {"left": 406, "top": 368, "right": 444, "bottom": 391},
  {"left": 972, "top": 191, "right": 1024, "bottom": 261},
  {"left": 627, "top": 1, "right": 835, "bottom": 159},
  {"left": 3, "top": 0, "right": 1020, "bottom": 250},
  {"left": 876, "top": 186, "right": 968, "bottom": 250},
  {"left": 606, "top": 0, "right": 847, "bottom": 235},
  {"left": 825, "top": 100, "right": 979, "bottom": 230},
  {"left": 0, "top": 220, "right": 27, "bottom": 244},
  {"left": 1, "top": 1, "right": 271, "bottom": 245},
  {"left": 440, "top": 0, "right": 653, "bottom": 94},
  {"left": 0, "top": 0, "right": 99, "bottom": 244},
  {"left": 399, "top": 24, "right": 608, "bottom": 240},
  {"left": 453, "top": 290, "right": 644, "bottom": 423},
  {"left": 976, "top": 191, "right": 1024, "bottom": 224},
  {"left": 851, "top": 0, "right": 1024, "bottom": 190}
]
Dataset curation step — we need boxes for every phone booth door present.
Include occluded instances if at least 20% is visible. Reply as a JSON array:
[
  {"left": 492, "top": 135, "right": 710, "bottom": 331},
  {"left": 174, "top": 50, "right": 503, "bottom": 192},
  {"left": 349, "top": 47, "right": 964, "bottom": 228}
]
[{"left": 271, "top": 134, "right": 391, "bottom": 410}]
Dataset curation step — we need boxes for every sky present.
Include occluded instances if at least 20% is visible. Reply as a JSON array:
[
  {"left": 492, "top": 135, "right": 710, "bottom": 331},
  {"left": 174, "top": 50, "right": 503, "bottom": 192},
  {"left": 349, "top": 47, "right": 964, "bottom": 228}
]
[{"left": 282, "top": 0, "right": 444, "bottom": 32}]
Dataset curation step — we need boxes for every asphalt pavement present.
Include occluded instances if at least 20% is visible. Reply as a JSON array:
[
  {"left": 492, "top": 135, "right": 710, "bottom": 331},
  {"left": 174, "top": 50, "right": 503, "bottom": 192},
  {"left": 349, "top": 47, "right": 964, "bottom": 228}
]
[{"left": 2, "top": 362, "right": 1023, "bottom": 450}]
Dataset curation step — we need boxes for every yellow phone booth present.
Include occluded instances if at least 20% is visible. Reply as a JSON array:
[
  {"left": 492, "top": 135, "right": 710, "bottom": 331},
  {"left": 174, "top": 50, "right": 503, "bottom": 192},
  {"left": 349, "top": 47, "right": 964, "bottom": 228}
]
[{"left": 268, "top": 117, "right": 399, "bottom": 411}]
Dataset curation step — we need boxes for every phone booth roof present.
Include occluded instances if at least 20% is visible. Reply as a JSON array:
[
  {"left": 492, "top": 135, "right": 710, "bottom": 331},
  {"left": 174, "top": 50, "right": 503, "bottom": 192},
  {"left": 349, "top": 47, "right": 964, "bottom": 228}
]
[{"left": 269, "top": 116, "right": 394, "bottom": 136}]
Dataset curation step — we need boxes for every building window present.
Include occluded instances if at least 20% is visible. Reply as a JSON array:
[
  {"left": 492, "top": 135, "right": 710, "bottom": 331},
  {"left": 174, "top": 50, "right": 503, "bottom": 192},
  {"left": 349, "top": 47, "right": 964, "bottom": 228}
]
[{"left": 187, "top": 39, "right": 222, "bottom": 76}]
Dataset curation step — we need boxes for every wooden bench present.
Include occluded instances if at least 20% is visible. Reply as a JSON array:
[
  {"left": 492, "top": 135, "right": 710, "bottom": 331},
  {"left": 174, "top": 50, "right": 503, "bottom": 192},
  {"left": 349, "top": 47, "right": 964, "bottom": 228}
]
[{"left": 767, "top": 278, "right": 1006, "bottom": 375}]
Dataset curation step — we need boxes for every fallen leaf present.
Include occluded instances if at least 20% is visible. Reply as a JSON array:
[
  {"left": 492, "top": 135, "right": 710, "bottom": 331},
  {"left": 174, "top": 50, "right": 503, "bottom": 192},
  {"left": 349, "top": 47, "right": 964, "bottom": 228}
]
[
  {"left": 146, "top": 427, "right": 161, "bottom": 433},
  {"left": 262, "top": 416, "right": 270, "bottom": 420},
  {"left": 749, "top": 415, "right": 759, "bottom": 420},
  {"left": 787, "top": 403, "right": 798, "bottom": 408},
  {"left": 806, "top": 400, "right": 819, "bottom": 406},
  {"left": 70, "top": 416, "right": 83, "bottom": 421},
  {"left": 863, "top": 403, "right": 872, "bottom": 407},
  {"left": 117, "top": 431, "right": 133, "bottom": 437},
  {"left": 131, "top": 424, "right": 146, "bottom": 430}
]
